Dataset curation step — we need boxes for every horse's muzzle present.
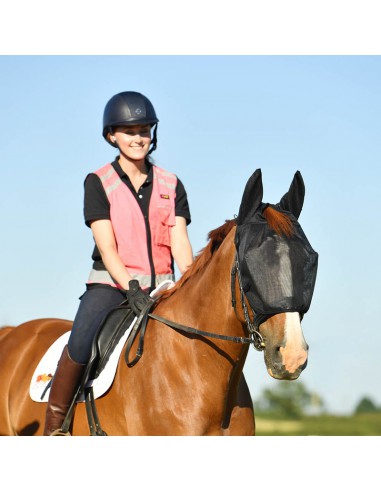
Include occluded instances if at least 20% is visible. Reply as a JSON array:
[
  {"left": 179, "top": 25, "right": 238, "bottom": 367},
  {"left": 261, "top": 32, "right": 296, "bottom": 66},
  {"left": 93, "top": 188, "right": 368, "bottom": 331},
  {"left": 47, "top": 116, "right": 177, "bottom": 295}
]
[{"left": 264, "top": 343, "right": 309, "bottom": 380}]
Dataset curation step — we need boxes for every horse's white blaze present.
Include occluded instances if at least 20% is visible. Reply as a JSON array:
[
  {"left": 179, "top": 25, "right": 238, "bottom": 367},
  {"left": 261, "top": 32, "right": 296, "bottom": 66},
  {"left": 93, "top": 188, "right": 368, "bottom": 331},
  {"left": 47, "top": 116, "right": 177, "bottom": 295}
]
[
  {"left": 276, "top": 237, "right": 293, "bottom": 297},
  {"left": 280, "top": 312, "right": 308, "bottom": 374}
]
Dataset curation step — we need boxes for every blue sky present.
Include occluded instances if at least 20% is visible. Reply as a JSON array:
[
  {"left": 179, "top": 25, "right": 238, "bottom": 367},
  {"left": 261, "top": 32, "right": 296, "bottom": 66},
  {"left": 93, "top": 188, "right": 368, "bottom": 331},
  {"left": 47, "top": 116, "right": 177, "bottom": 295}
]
[{"left": 1, "top": 55, "right": 380, "bottom": 416}]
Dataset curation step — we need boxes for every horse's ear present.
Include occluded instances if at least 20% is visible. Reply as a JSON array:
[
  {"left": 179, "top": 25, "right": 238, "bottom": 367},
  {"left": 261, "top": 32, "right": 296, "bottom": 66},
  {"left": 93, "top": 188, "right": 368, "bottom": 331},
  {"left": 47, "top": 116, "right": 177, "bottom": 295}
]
[
  {"left": 236, "top": 169, "right": 263, "bottom": 225},
  {"left": 279, "top": 170, "right": 305, "bottom": 218}
]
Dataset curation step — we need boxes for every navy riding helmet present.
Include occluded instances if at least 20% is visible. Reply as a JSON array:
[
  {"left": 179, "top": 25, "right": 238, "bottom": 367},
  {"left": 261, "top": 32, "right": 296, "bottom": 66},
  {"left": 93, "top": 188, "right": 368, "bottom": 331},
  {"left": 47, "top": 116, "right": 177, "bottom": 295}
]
[{"left": 102, "top": 91, "right": 159, "bottom": 154}]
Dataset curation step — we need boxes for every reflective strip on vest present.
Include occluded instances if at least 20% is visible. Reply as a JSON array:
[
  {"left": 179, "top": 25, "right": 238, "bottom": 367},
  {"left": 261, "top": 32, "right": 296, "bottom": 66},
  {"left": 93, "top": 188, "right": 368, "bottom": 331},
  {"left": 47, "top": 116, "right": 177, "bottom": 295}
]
[
  {"left": 158, "top": 177, "right": 176, "bottom": 189},
  {"left": 97, "top": 165, "right": 123, "bottom": 197},
  {"left": 87, "top": 269, "right": 175, "bottom": 289}
]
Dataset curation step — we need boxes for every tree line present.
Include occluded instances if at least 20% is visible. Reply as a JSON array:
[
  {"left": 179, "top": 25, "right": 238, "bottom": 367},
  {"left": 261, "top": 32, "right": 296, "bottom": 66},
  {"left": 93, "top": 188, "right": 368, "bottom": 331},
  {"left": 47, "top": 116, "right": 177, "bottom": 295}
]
[{"left": 254, "top": 380, "right": 381, "bottom": 418}]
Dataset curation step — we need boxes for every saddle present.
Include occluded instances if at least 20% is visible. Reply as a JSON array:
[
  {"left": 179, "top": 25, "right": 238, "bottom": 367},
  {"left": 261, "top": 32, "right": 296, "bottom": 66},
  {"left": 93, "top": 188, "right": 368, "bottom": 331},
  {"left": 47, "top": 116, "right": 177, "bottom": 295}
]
[
  {"left": 83, "top": 278, "right": 176, "bottom": 383},
  {"left": 60, "top": 295, "right": 158, "bottom": 435},
  {"left": 88, "top": 302, "right": 136, "bottom": 380}
]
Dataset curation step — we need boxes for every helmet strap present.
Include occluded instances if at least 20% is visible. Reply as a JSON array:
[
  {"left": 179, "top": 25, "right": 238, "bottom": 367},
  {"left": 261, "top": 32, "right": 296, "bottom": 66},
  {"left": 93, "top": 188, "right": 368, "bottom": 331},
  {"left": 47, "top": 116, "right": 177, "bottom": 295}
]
[{"left": 148, "top": 124, "right": 158, "bottom": 155}]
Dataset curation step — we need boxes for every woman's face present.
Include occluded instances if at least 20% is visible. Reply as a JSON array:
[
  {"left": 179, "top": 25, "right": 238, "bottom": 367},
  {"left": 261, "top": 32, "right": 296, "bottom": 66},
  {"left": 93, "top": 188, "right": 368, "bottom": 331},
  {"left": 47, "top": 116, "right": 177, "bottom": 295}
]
[{"left": 111, "top": 124, "right": 152, "bottom": 162}]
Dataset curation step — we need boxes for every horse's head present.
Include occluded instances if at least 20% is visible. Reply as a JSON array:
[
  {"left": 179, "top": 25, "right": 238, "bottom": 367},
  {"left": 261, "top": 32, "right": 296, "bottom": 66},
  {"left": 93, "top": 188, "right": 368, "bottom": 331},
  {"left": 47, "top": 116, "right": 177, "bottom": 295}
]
[{"left": 235, "top": 169, "right": 318, "bottom": 380}]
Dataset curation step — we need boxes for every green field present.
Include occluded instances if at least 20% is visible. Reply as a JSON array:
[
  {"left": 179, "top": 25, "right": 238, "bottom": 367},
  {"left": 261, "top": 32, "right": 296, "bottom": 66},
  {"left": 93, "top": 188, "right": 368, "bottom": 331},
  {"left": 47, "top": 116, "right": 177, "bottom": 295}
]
[{"left": 255, "top": 412, "right": 381, "bottom": 436}]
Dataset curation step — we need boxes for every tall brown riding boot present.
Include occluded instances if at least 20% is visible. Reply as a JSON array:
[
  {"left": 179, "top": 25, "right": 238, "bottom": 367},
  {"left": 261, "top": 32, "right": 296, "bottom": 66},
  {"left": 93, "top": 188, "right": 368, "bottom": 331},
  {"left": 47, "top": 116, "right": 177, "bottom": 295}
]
[{"left": 43, "top": 345, "right": 86, "bottom": 436}]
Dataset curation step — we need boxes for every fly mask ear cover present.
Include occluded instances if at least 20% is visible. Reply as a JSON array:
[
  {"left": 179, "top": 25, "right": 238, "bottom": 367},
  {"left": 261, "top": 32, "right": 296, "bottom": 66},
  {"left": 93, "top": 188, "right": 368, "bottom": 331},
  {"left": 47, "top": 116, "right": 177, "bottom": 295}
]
[{"left": 235, "top": 169, "right": 318, "bottom": 318}]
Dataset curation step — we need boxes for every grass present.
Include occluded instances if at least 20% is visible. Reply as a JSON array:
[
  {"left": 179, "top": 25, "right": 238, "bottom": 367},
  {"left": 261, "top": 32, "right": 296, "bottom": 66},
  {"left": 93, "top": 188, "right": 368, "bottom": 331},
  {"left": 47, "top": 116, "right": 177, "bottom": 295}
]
[{"left": 254, "top": 412, "right": 381, "bottom": 436}]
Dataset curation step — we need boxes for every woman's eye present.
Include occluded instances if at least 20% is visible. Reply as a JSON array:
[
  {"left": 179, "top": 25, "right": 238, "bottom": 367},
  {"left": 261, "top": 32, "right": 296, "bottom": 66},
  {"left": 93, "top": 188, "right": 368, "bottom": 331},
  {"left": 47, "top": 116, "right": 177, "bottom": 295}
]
[{"left": 124, "top": 129, "right": 150, "bottom": 136}]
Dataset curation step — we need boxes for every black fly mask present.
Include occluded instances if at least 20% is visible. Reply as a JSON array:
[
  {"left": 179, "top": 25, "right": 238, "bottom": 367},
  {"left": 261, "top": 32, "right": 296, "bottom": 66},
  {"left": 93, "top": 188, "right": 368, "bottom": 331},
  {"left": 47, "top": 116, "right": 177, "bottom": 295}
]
[{"left": 235, "top": 169, "right": 318, "bottom": 325}]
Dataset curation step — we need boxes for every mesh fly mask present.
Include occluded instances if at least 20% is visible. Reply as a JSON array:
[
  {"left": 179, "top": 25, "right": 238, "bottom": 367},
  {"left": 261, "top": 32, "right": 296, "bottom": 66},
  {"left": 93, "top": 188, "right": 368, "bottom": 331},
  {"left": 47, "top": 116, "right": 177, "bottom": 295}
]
[{"left": 235, "top": 169, "right": 318, "bottom": 328}]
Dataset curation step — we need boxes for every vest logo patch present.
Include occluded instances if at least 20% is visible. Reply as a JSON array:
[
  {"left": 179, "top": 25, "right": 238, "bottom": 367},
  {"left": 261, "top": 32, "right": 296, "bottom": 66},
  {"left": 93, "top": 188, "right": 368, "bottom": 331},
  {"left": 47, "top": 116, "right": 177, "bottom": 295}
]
[{"left": 160, "top": 194, "right": 170, "bottom": 199}]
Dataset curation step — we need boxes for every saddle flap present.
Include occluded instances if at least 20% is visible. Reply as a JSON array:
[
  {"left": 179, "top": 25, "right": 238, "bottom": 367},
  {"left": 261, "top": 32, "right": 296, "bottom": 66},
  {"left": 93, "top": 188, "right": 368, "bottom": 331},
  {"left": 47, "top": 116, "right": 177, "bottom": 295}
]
[{"left": 91, "top": 306, "right": 136, "bottom": 379}]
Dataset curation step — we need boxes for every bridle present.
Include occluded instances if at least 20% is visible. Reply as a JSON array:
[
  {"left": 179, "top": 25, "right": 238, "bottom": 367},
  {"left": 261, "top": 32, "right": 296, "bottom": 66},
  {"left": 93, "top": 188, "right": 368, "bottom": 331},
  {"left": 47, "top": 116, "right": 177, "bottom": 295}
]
[
  {"left": 125, "top": 248, "right": 266, "bottom": 369},
  {"left": 230, "top": 253, "right": 266, "bottom": 351}
]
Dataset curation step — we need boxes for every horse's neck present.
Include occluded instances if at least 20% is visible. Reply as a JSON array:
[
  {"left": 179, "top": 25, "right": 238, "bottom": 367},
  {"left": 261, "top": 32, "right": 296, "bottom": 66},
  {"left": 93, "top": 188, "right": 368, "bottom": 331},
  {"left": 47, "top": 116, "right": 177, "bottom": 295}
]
[{"left": 165, "top": 229, "right": 244, "bottom": 341}]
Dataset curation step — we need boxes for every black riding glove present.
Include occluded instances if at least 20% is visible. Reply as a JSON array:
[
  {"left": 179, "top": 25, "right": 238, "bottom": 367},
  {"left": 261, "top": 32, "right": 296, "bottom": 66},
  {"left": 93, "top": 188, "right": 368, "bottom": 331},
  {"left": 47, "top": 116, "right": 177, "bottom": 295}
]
[{"left": 125, "top": 280, "right": 152, "bottom": 316}]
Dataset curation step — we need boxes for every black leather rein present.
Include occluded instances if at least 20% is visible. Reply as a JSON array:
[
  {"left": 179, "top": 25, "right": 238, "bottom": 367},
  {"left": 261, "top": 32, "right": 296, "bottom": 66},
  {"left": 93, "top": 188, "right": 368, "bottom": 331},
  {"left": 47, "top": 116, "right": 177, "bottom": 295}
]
[{"left": 125, "top": 253, "right": 265, "bottom": 367}]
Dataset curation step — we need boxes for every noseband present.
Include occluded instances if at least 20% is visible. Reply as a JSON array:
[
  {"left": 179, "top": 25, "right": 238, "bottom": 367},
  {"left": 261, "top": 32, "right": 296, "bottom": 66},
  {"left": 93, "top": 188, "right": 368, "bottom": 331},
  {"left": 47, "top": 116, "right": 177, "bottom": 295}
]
[{"left": 230, "top": 254, "right": 266, "bottom": 351}]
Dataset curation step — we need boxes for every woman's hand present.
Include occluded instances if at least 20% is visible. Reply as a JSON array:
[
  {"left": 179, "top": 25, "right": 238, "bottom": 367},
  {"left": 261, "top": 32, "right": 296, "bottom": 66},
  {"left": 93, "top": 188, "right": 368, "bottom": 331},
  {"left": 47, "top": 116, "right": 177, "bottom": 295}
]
[{"left": 124, "top": 280, "right": 153, "bottom": 316}]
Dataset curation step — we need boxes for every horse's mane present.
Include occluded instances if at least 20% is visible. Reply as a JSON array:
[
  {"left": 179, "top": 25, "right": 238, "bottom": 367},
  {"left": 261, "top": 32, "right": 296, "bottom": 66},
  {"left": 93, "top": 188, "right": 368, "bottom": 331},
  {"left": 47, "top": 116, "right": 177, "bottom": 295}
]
[
  {"left": 160, "top": 207, "right": 293, "bottom": 300},
  {"left": 160, "top": 219, "right": 236, "bottom": 299}
]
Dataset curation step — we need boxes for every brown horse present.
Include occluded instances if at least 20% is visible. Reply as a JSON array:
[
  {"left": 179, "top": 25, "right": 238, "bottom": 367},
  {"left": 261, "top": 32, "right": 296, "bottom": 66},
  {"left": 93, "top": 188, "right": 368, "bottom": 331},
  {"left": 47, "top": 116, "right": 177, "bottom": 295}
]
[{"left": 0, "top": 169, "right": 317, "bottom": 436}]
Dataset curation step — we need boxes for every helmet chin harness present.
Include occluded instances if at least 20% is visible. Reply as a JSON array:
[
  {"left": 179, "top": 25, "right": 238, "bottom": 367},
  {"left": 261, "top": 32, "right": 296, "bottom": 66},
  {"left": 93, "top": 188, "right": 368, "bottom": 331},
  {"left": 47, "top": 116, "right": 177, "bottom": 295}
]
[
  {"left": 103, "top": 91, "right": 159, "bottom": 154},
  {"left": 148, "top": 124, "right": 158, "bottom": 155}
]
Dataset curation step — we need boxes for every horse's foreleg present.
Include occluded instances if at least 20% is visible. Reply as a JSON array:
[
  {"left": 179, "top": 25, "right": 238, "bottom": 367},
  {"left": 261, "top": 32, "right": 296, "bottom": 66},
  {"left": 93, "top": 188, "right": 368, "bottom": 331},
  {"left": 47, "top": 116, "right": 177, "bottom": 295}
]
[{"left": 222, "top": 373, "right": 255, "bottom": 436}]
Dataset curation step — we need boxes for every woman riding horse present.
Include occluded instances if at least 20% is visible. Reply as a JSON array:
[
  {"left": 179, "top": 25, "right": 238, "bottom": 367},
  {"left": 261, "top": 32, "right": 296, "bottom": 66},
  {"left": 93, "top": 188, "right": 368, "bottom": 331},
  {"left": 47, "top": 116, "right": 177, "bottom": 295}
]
[
  {"left": 43, "top": 91, "right": 193, "bottom": 435},
  {"left": 0, "top": 168, "right": 318, "bottom": 436}
]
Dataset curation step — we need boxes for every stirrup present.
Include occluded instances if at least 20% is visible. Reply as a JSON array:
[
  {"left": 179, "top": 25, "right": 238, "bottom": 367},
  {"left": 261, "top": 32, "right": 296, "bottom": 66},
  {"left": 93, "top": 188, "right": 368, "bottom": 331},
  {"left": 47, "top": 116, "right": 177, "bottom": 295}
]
[{"left": 50, "top": 428, "right": 72, "bottom": 436}]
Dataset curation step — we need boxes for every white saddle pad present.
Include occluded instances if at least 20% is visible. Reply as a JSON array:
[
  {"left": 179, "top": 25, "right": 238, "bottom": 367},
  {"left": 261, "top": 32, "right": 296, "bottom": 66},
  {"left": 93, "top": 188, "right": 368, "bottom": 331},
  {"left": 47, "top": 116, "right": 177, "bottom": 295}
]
[{"left": 29, "top": 280, "right": 174, "bottom": 403}]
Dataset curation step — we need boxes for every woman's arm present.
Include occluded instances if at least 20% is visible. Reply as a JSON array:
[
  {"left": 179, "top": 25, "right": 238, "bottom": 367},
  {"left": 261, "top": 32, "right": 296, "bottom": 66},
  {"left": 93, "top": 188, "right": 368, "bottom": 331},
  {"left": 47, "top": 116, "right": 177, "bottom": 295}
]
[
  {"left": 90, "top": 219, "right": 134, "bottom": 290},
  {"left": 170, "top": 216, "right": 194, "bottom": 275}
]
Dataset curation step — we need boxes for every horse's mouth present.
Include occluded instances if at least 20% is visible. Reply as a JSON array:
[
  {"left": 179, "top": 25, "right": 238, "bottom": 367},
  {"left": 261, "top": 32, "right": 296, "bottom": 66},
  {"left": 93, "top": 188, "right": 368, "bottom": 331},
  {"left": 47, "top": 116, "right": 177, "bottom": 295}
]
[{"left": 265, "top": 358, "right": 308, "bottom": 380}]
